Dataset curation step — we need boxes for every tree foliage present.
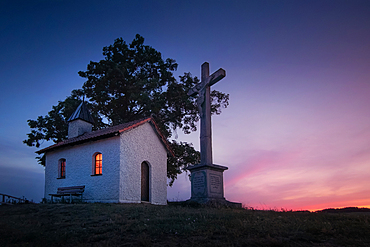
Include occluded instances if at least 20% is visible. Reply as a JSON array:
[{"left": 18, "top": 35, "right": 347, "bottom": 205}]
[{"left": 24, "top": 34, "right": 229, "bottom": 185}]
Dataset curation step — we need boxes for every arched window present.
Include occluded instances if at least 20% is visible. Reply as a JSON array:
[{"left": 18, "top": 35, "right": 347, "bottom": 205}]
[
  {"left": 58, "top": 159, "right": 66, "bottom": 178},
  {"left": 94, "top": 153, "right": 102, "bottom": 175}
]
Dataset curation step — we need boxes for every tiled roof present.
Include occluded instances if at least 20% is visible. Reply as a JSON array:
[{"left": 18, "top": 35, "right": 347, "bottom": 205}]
[
  {"left": 67, "top": 102, "right": 95, "bottom": 124},
  {"left": 36, "top": 117, "right": 174, "bottom": 156}
]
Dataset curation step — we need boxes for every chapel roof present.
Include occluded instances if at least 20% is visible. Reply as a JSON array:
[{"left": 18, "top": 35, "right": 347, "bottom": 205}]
[
  {"left": 67, "top": 102, "right": 95, "bottom": 124},
  {"left": 36, "top": 117, "right": 173, "bottom": 156}
]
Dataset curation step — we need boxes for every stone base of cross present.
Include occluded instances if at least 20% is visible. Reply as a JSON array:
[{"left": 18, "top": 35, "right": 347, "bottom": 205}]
[
  {"left": 186, "top": 62, "right": 241, "bottom": 208},
  {"left": 187, "top": 163, "right": 231, "bottom": 205}
]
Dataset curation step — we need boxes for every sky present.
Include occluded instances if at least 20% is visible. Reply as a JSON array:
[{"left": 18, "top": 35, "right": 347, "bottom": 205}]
[{"left": 0, "top": 0, "right": 369, "bottom": 211}]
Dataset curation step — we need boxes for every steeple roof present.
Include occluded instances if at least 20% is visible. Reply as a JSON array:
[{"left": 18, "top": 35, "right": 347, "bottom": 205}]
[{"left": 67, "top": 102, "right": 95, "bottom": 124}]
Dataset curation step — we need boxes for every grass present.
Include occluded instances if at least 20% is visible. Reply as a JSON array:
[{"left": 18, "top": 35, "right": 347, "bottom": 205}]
[{"left": 1, "top": 203, "right": 370, "bottom": 246}]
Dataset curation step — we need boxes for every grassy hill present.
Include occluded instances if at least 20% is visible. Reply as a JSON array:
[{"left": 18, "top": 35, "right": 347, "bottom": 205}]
[{"left": 1, "top": 203, "right": 370, "bottom": 246}]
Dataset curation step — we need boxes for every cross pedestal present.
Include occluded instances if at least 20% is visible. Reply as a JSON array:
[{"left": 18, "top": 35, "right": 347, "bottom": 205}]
[
  {"left": 187, "top": 163, "right": 241, "bottom": 208},
  {"left": 186, "top": 62, "right": 241, "bottom": 207},
  {"left": 187, "top": 164, "right": 227, "bottom": 203}
]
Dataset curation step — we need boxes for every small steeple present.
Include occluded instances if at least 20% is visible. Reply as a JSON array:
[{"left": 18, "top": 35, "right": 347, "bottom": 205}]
[
  {"left": 67, "top": 102, "right": 95, "bottom": 124},
  {"left": 67, "top": 102, "right": 94, "bottom": 138}
]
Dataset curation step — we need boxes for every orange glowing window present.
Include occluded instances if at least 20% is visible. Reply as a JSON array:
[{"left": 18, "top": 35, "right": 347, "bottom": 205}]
[
  {"left": 95, "top": 153, "right": 102, "bottom": 175},
  {"left": 59, "top": 159, "right": 66, "bottom": 178}
]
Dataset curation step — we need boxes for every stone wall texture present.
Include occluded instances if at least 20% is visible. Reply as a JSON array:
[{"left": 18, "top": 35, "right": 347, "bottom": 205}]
[
  {"left": 44, "top": 122, "right": 167, "bottom": 205},
  {"left": 68, "top": 119, "right": 93, "bottom": 138},
  {"left": 45, "top": 136, "right": 120, "bottom": 202},
  {"left": 119, "top": 123, "right": 167, "bottom": 205}
]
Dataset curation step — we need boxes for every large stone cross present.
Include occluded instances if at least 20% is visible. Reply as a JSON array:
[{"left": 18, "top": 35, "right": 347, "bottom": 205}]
[{"left": 188, "top": 62, "right": 226, "bottom": 166}]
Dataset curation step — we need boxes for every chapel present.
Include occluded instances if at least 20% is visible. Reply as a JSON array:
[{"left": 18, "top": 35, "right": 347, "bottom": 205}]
[{"left": 37, "top": 102, "right": 171, "bottom": 205}]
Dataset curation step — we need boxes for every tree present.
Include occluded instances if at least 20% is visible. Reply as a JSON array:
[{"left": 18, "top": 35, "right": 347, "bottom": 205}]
[{"left": 24, "top": 34, "right": 229, "bottom": 185}]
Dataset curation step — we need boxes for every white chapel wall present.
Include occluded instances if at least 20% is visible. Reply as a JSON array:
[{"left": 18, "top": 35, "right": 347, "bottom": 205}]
[
  {"left": 119, "top": 122, "right": 167, "bottom": 205},
  {"left": 44, "top": 136, "right": 120, "bottom": 202}
]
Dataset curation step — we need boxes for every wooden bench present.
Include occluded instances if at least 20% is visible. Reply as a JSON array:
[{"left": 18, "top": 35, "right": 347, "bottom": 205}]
[{"left": 49, "top": 186, "right": 85, "bottom": 203}]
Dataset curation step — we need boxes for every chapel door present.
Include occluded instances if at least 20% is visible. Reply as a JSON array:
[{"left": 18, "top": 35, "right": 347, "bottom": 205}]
[{"left": 141, "top": 162, "right": 149, "bottom": 202}]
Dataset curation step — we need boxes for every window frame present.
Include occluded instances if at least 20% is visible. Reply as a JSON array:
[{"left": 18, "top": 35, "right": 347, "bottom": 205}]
[
  {"left": 92, "top": 152, "right": 102, "bottom": 176},
  {"left": 58, "top": 158, "right": 66, "bottom": 179}
]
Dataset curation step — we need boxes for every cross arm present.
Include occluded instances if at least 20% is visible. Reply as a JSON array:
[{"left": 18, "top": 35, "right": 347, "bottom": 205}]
[
  {"left": 208, "top": 68, "right": 226, "bottom": 87},
  {"left": 187, "top": 67, "right": 226, "bottom": 97}
]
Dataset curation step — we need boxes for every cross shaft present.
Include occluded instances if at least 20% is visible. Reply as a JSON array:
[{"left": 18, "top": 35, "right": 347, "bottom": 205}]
[{"left": 188, "top": 62, "right": 225, "bottom": 166}]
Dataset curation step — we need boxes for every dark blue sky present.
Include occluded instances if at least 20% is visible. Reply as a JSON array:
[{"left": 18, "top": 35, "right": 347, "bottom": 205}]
[{"left": 1, "top": 0, "right": 370, "bottom": 210}]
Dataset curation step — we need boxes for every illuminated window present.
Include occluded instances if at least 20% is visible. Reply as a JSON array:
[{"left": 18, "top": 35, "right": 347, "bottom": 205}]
[
  {"left": 59, "top": 159, "right": 66, "bottom": 178},
  {"left": 94, "top": 153, "right": 102, "bottom": 175}
]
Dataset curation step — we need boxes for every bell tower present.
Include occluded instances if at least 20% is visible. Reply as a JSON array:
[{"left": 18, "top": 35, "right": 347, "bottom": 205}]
[{"left": 67, "top": 102, "right": 95, "bottom": 138}]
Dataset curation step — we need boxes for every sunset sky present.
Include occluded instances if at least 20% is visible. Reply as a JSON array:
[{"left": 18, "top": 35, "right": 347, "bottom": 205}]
[{"left": 1, "top": 0, "right": 369, "bottom": 211}]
